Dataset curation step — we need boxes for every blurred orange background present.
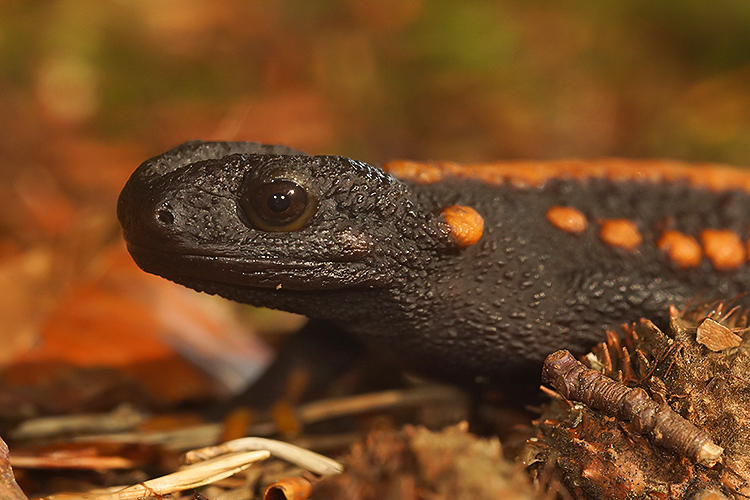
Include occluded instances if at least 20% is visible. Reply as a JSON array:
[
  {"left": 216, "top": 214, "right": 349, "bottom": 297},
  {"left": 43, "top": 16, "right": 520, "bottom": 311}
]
[{"left": 0, "top": 0, "right": 748, "bottom": 410}]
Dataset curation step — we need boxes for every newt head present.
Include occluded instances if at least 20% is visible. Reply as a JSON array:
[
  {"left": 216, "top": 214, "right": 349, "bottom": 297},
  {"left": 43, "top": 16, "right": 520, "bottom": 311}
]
[{"left": 117, "top": 141, "right": 454, "bottom": 294}]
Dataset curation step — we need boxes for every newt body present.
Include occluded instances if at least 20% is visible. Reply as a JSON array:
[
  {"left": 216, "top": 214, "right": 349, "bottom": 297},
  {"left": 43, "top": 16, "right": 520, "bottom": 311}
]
[{"left": 117, "top": 141, "right": 750, "bottom": 384}]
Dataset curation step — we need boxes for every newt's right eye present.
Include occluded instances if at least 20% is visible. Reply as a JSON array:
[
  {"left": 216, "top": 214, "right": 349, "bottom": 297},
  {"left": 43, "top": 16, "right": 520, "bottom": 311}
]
[{"left": 239, "top": 177, "right": 317, "bottom": 232}]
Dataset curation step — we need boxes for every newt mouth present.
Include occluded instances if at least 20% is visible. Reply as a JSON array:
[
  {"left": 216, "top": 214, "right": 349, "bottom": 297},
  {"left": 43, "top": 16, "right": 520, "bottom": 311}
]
[{"left": 125, "top": 243, "right": 380, "bottom": 290}]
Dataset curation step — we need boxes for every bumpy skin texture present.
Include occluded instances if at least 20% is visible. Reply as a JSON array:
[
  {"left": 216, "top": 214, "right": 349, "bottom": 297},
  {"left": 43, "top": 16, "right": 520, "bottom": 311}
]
[{"left": 117, "top": 141, "right": 750, "bottom": 385}]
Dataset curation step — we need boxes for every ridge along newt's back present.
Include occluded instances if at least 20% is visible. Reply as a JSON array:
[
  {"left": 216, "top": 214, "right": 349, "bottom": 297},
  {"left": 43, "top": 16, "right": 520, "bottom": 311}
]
[{"left": 117, "top": 141, "right": 750, "bottom": 384}]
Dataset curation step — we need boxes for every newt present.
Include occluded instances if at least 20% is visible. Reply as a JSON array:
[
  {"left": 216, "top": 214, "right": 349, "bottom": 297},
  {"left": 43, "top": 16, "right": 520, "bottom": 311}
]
[{"left": 117, "top": 141, "right": 750, "bottom": 386}]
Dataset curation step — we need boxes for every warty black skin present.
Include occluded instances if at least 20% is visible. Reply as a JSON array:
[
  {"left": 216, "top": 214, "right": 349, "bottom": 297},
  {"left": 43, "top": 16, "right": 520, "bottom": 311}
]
[{"left": 117, "top": 141, "right": 750, "bottom": 385}]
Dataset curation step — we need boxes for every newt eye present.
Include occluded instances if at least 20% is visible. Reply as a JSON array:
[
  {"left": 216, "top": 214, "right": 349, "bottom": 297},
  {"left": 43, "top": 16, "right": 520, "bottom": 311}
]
[{"left": 239, "top": 178, "right": 317, "bottom": 231}]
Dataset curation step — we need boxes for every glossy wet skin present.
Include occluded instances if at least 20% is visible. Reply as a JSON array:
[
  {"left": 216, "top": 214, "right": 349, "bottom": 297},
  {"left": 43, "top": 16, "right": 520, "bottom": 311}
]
[
  {"left": 119, "top": 141, "right": 750, "bottom": 384},
  {"left": 118, "top": 142, "right": 451, "bottom": 292}
]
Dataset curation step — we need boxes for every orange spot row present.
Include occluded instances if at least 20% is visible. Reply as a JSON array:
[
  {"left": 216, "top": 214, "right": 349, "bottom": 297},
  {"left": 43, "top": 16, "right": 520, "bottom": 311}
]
[
  {"left": 598, "top": 219, "right": 642, "bottom": 251},
  {"left": 657, "top": 231, "right": 702, "bottom": 268},
  {"left": 384, "top": 158, "right": 750, "bottom": 193},
  {"left": 441, "top": 205, "right": 485, "bottom": 248},
  {"left": 544, "top": 206, "right": 750, "bottom": 271},
  {"left": 700, "top": 229, "right": 745, "bottom": 271},
  {"left": 658, "top": 228, "right": 746, "bottom": 271},
  {"left": 545, "top": 207, "right": 642, "bottom": 250},
  {"left": 545, "top": 206, "right": 587, "bottom": 234}
]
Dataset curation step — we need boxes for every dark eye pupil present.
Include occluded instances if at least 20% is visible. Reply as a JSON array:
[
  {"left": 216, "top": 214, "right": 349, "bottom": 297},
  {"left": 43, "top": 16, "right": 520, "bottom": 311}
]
[
  {"left": 254, "top": 182, "right": 305, "bottom": 223},
  {"left": 268, "top": 192, "right": 292, "bottom": 212}
]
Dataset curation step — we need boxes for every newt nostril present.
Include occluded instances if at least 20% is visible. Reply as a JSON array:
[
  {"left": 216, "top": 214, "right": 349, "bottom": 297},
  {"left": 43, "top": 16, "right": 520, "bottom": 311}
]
[{"left": 156, "top": 208, "right": 175, "bottom": 225}]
